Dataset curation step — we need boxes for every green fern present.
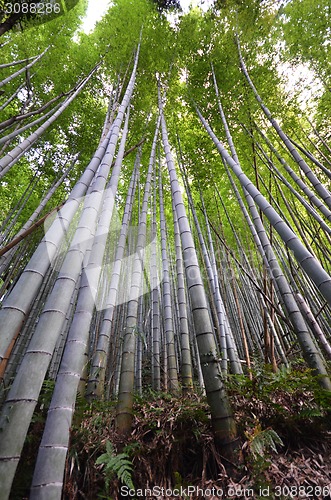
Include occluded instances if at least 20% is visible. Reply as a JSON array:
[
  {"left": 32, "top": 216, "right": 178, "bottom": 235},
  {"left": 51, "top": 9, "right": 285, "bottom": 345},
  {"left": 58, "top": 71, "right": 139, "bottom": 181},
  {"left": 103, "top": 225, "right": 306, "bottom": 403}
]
[
  {"left": 298, "top": 407, "right": 324, "bottom": 419},
  {"left": 247, "top": 425, "right": 284, "bottom": 459},
  {"left": 96, "top": 441, "right": 135, "bottom": 491}
]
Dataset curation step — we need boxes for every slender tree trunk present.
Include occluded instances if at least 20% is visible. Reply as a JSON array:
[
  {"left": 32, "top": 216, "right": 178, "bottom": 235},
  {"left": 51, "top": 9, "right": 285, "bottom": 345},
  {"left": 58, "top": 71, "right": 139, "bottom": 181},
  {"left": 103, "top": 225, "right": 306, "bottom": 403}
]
[
  {"left": 195, "top": 105, "right": 331, "bottom": 308},
  {"left": 0, "top": 81, "right": 26, "bottom": 112},
  {"left": 237, "top": 37, "right": 331, "bottom": 210},
  {"left": 0, "top": 103, "right": 63, "bottom": 151},
  {"left": 0, "top": 47, "right": 49, "bottom": 89},
  {"left": 0, "top": 160, "right": 75, "bottom": 274},
  {"left": 179, "top": 160, "right": 239, "bottom": 374},
  {"left": 252, "top": 124, "right": 331, "bottom": 230},
  {"left": 151, "top": 171, "right": 161, "bottom": 391},
  {"left": 0, "top": 105, "right": 115, "bottom": 364},
  {"left": 0, "top": 52, "right": 140, "bottom": 496},
  {"left": 159, "top": 86, "right": 237, "bottom": 455},
  {"left": 116, "top": 116, "right": 160, "bottom": 435},
  {"left": 172, "top": 207, "right": 193, "bottom": 392},
  {"left": 30, "top": 106, "right": 132, "bottom": 497},
  {"left": 86, "top": 155, "right": 139, "bottom": 399},
  {"left": 0, "top": 62, "right": 100, "bottom": 176},
  {"left": 196, "top": 105, "right": 331, "bottom": 389},
  {"left": 159, "top": 164, "right": 179, "bottom": 391}
]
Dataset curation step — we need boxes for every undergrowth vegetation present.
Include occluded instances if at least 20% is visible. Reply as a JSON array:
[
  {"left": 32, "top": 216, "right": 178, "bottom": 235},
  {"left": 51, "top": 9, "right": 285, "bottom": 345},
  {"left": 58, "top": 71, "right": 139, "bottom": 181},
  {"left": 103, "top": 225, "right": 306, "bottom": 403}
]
[{"left": 10, "top": 362, "right": 331, "bottom": 499}]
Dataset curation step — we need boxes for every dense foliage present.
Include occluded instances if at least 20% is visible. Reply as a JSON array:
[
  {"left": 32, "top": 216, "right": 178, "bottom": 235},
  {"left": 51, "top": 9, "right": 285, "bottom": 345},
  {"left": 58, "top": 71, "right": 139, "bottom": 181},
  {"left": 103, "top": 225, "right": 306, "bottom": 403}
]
[{"left": 0, "top": 0, "right": 82, "bottom": 35}]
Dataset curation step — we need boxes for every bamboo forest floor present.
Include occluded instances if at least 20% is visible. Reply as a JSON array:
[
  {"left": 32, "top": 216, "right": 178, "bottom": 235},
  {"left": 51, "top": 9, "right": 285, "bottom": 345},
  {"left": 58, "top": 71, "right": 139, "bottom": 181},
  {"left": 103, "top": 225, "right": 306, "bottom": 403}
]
[{"left": 12, "top": 365, "right": 331, "bottom": 500}]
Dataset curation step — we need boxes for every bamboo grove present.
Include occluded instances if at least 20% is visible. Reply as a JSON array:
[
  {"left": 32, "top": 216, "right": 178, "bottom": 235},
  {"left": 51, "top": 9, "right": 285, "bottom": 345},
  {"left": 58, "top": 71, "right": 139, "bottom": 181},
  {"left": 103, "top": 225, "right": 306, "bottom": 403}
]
[{"left": 0, "top": 0, "right": 330, "bottom": 497}]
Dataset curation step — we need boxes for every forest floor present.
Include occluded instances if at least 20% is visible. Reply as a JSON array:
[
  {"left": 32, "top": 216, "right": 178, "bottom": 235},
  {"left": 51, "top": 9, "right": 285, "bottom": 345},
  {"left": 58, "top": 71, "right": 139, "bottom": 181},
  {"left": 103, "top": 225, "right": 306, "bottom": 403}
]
[
  {"left": 62, "top": 365, "right": 331, "bottom": 500},
  {"left": 12, "top": 365, "right": 331, "bottom": 500}
]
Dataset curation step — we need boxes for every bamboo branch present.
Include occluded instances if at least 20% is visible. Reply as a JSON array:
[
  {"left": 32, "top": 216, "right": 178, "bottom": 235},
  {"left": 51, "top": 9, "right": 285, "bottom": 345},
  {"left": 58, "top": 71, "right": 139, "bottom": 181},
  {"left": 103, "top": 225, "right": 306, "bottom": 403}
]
[{"left": 0, "top": 204, "right": 63, "bottom": 257}]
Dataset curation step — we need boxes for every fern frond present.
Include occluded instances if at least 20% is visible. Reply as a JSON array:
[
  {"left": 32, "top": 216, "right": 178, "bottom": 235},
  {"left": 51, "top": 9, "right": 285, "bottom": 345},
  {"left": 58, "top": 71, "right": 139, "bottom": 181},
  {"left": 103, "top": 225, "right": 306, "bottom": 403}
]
[
  {"left": 106, "top": 441, "right": 114, "bottom": 454},
  {"left": 249, "top": 428, "right": 283, "bottom": 458},
  {"left": 298, "top": 407, "right": 324, "bottom": 418},
  {"left": 96, "top": 440, "right": 135, "bottom": 492},
  {"left": 96, "top": 453, "right": 109, "bottom": 465},
  {"left": 120, "top": 469, "right": 135, "bottom": 490}
]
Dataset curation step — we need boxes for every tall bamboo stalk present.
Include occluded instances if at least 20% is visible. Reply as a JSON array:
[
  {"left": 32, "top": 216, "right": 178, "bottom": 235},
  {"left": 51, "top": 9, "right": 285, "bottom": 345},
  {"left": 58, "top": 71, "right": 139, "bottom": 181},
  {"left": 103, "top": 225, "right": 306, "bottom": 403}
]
[
  {"left": 196, "top": 104, "right": 331, "bottom": 389},
  {"left": 172, "top": 206, "right": 193, "bottom": 391},
  {"left": 237, "top": 37, "right": 331, "bottom": 210},
  {"left": 159, "top": 163, "right": 179, "bottom": 391},
  {"left": 0, "top": 51, "right": 140, "bottom": 496},
  {"left": 116, "top": 115, "right": 160, "bottom": 434},
  {"left": 86, "top": 154, "right": 139, "bottom": 399},
  {"left": 195, "top": 105, "right": 331, "bottom": 308},
  {"left": 159, "top": 85, "right": 237, "bottom": 454}
]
